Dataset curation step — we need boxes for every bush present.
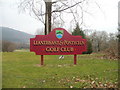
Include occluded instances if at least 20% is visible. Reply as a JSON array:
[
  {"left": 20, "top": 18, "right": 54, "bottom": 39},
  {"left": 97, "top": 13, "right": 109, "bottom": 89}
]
[
  {"left": 82, "top": 39, "right": 93, "bottom": 54},
  {"left": 2, "top": 40, "right": 16, "bottom": 52}
]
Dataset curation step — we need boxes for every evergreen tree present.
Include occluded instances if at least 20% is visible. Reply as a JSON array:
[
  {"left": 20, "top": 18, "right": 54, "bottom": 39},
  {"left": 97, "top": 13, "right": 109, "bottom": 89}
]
[
  {"left": 83, "top": 38, "right": 93, "bottom": 54},
  {"left": 72, "top": 23, "right": 86, "bottom": 39},
  {"left": 72, "top": 23, "right": 92, "bottom": 54}
]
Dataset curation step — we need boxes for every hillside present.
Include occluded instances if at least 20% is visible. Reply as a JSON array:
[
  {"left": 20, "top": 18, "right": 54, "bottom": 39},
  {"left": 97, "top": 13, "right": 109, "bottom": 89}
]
[{"left": 0, "top": 27, "right": 34, "bottom": 43}]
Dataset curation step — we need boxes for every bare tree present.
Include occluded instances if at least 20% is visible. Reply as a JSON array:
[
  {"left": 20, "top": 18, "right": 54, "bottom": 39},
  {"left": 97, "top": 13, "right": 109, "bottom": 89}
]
[
  {"left": 18, "top": 0, "right": 100, "bottom": 34},
  {"left": 118, "top": 28, "right": 120, "bottom": 59},
  {"left": 89, "top": 31, "right": 108, "bottom": 52},
  {"left": 88, "top": 30, "right": 118, "bottom": 59},
  {"left": 106, "top": 33, "right": 118, "bottom": 59},
  {"left": 2, "top": 40, "right": 17, "bottom": 52}
]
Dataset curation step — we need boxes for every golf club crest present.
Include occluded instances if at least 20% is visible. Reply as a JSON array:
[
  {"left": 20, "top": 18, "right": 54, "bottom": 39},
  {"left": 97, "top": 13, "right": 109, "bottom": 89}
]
[{"left": 56, "top": 30, "right": 64, "bottom": 39}]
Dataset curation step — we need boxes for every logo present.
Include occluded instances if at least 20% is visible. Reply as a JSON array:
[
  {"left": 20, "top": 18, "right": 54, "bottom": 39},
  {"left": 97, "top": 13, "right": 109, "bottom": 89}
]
[{"left": 56, "top": 30, "right": 64, "bottom": 39}]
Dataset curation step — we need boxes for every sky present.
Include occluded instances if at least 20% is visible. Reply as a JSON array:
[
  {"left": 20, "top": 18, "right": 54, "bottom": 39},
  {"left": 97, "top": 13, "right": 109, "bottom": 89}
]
[{"left": 0, "top": 0, "right": 119, "bottom": 35}]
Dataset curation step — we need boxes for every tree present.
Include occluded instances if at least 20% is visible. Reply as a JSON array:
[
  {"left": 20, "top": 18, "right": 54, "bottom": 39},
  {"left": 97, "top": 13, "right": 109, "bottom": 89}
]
[
  {"left": 72, "top": 23, "right": 92, "bottom": 54},
  {"left": 118, "top": 28, "right": 120, "bottom": 59},
  {"left": 72, "top": 23, "right": 86, "bottom": 38},
  {"left": 2, "top": 40, "right": 16, "bottom": 52},
  {"left": 84, "top": 38, "right": 92, "bottom": 54},
  {"left": 88, "top": 30, "right": 118, "bottom": 59},
  {"left": 18, "top": 0, "right": 100, "bottom": 34},
  {"left": 106, "top": 33, "right": 118, "bottom": 59},
  {"left": 89, "top": 31, "right": 109, "bottom": 52}
]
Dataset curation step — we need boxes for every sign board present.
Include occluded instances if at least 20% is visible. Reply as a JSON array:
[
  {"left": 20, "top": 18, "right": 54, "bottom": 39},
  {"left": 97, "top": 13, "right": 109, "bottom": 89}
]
[{"left": 30, "top": 28, "right": 87, "bottom": 55}]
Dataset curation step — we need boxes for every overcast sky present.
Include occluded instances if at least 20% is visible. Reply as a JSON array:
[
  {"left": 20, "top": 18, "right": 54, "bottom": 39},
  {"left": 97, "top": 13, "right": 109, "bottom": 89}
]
[{"left": 0, "top": 0, "right": 119, "bottom": 35}]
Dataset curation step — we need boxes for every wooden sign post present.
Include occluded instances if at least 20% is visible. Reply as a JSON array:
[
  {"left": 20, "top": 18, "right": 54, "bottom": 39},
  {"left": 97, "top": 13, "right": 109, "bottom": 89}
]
[
  {"left": 74, "top": 54, "right": 77, "bottom": 65},
  {"left": 30, "top": 28, "right": 87, "bottom": 65},
  {"left": 41, "top": 55, "right": 44, "bottom": 65}
]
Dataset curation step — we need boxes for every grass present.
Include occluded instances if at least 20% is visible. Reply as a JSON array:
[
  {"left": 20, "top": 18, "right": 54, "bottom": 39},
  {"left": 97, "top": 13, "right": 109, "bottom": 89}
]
[{"left": 2, "top": 51, "right": 118, "bottom": 88}]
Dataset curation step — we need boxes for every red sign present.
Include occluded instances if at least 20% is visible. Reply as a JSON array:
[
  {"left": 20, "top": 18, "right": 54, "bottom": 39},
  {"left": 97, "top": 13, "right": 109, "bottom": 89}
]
[{"left": 30, "top": 28, "right": 87, "bottom": 55}]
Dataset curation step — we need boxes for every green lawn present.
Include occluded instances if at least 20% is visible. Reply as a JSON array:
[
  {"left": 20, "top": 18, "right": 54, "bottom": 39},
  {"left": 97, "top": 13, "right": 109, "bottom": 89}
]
[{"left": 2, "top": 52, "right": 118, "bottom": 88}]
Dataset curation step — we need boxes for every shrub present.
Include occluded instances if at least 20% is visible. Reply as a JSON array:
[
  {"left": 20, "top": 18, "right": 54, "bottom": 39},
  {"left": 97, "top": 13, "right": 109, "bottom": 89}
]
[{"left": 2, "top": 40, "right": 16, "bottom": 52}]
